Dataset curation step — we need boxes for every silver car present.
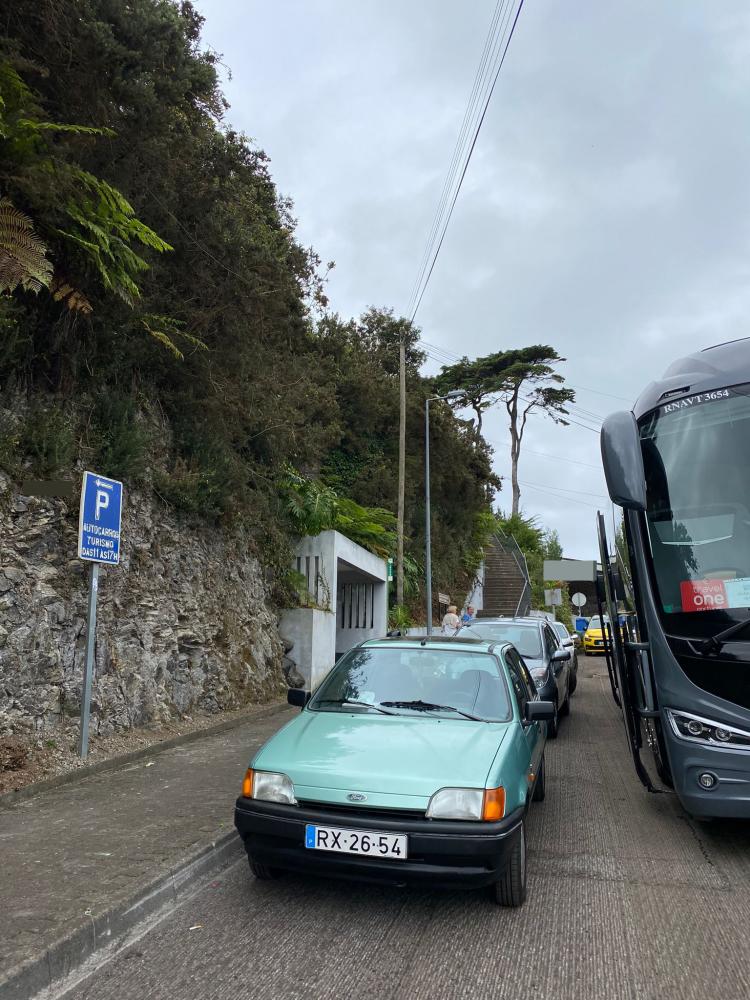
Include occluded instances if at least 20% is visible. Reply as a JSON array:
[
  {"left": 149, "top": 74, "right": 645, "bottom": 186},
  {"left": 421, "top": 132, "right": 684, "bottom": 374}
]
[
  {"left": 551, "top": 621, "right": 578, "bottom": 694},
  {"left": 460, "top": 617, "right": 572, "bottom": 738}
]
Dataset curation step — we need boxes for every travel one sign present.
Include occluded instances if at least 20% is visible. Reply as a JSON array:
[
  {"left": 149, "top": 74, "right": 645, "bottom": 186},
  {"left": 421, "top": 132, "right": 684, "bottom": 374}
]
[{"left": 78, "top": 471, "right": 123, "bottom": 564}]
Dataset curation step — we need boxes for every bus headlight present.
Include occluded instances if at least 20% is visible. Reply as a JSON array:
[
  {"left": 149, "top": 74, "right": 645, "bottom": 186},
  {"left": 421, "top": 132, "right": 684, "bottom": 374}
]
[{"left": 666, "top": 710, "right": 750, "bottom": 751}]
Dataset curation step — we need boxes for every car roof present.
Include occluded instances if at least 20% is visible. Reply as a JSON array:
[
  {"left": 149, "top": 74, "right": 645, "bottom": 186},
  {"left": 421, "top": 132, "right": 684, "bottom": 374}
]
[
  {"left": 361, "top": 635, "right": 508, "bottom": 655},
  {"left": 463, "top": 617, "right": 545, "bottom": 629}
]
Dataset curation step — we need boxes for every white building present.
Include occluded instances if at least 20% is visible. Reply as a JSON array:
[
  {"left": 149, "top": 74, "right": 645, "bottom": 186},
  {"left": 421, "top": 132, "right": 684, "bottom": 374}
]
[{"left": 279, "top": 530, "right": 388, "bottom": 690}]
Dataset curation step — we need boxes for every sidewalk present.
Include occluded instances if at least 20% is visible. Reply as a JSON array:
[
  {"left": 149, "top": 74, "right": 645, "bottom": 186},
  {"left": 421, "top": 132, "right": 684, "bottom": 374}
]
[{"left": 0, "top": 701, "right": 295, "bottom": 999}]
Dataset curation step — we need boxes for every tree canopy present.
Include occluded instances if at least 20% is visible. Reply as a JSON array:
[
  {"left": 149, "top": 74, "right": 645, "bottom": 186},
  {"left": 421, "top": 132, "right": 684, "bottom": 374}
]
[{"left": 0, "top": 0, "right": 498, "bottom": 615}]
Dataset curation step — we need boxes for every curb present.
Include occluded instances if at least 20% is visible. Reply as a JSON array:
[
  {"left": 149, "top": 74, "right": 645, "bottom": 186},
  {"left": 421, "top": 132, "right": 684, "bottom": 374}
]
[
  {"left": 0, "top": 700, "right": 288, "bottom": 810},
  {"left": 0, "top": 830, "right": 245, "bottom": 1000}
]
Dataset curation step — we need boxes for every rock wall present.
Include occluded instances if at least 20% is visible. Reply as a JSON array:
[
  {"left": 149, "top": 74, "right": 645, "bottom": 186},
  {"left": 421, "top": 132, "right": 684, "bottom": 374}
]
[{"left": 0, "top": 472, "right": 286, "bottom": 735}]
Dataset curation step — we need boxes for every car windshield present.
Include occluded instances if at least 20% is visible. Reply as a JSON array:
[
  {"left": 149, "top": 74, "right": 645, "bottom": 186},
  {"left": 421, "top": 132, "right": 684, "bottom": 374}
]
[
  {"left": 552, "top": 623, "right": 568, "bottom": 640},
  {"left": 640, "top": 383, "right": 750, "bottom": 630},
  {"left": 461, "top": 622, "right": 542, "bottom": 659},
  {"left": 309, "top": 646, "right": 511, "bottom": 722}
]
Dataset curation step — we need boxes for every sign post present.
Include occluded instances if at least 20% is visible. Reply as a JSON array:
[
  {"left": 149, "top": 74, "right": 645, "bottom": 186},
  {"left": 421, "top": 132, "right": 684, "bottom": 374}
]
[{"left": 77, "top": 471, "right": 123, "bottom": 759}]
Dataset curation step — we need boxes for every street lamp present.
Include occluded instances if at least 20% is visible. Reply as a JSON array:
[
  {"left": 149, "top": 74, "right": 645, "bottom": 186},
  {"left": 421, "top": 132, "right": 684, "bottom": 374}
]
[{"left": 425, "top": 390, "right": 464, "bottom": 635}]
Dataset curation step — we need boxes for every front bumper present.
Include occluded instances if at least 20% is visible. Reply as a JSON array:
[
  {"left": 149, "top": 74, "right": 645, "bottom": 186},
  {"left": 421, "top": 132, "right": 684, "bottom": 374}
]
[
  {"left": 663, "top": 720, "right": 750, "bottom": 819},
  {"left": 234, "top": 798, "right": 524, "bottom": 889}
]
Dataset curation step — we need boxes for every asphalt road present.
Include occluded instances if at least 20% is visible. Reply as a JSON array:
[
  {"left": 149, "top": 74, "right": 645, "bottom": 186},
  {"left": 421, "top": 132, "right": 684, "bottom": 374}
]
[{"left": 56, "top": 656, "right": 750, "bottom": 1000}]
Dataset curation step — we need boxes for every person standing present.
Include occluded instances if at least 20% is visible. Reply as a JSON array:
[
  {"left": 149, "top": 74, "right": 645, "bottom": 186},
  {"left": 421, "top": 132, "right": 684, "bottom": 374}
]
[
  {"left": 441, "top": 605, "right": 461, "bottom": 635},
  {"left": 461, "top": 605, "right": 475, "bottom": 624}
]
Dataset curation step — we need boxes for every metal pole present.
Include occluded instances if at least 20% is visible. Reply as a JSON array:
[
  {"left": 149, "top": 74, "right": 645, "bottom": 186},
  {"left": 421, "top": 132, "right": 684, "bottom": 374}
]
[
  {"left": 78, "top": 562, "right": 100, "bottom": 759},
  {"left": 397, "top": 338, "right": 406, "bottom": 607},
  {"left": 425, "top": 397, "right": 432, "bottom": 635}
]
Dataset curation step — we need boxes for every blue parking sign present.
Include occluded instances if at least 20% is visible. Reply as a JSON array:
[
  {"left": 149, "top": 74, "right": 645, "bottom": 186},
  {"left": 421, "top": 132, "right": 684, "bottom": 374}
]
[{"left": 78, "top": 471, "right": 123, "bottom": 564}]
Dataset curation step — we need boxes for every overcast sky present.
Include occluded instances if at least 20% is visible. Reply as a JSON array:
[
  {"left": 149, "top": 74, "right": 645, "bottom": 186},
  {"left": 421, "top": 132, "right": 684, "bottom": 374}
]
[{"left": 197, "top": 0, "right": 750, "bottom": 559}]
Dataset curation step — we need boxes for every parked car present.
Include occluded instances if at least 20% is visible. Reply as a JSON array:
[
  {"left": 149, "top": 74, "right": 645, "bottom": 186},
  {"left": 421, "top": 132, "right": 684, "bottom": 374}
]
[
  {"left": 234, "top": 636, "right": 555, "bottom": 907},
  {"left": 460, "top": 617, "right": 572, "bottom": 737},
  {"left": 551, "top": 621, "right": 578, "bottom": 694},
  {"left": 583, "top": 615, "right": 610, "bottom": 655}
]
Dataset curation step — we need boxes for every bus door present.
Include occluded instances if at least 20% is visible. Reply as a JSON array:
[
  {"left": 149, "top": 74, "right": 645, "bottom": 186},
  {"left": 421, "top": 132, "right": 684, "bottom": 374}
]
[{"left": 597, "top": 512, "right": 658, "bottom": 792}]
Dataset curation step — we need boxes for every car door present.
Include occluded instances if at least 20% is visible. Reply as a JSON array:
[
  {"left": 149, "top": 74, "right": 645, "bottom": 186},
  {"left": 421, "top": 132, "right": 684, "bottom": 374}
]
[
  {"left": 506, "top": 649, "right": 544, "bottom": 783},
  {"left": 544, "top": 625, "right": 567, "bottom": 703}
]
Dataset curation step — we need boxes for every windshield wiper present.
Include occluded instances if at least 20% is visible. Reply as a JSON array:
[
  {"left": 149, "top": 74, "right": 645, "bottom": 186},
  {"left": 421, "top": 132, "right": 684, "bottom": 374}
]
[
  {"left": 380, "top": 699, "right": 484, "bottom": 722},
  {"left": 697, "top": 618, "right": 750, "bottom": 656},
  {"left": 316, "top": 698, "right": 397, "bottom": 715}
]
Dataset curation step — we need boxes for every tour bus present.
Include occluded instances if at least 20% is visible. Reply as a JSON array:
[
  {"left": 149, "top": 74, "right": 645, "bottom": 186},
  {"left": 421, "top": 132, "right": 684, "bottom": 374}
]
[{"left": 599, "top": 337, "right": 750, "bottom": 819}]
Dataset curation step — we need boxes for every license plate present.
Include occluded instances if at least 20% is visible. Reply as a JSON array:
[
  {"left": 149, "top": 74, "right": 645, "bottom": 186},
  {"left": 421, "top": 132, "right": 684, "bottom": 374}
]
[
  {"left": 304, "top": 824, "right": 407, "bottom": 859},
  {"left": 595, "top": 640, "right": 603, "bottom": 646}
]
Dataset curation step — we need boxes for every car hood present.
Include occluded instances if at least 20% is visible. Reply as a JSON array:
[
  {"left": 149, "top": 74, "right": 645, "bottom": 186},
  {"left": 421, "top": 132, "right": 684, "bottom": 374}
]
[
  {"left": 253, "top": 710, "right": 511, "bottom": 807},
  {"left": 585, "top": 629, "right": 604, "bottom": 639}
]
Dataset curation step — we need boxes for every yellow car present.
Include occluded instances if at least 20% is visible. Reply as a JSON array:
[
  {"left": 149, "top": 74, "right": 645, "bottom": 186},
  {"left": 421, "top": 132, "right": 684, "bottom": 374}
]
[{"left": 583, "top": 616, "right": 609, "bottom": 655}]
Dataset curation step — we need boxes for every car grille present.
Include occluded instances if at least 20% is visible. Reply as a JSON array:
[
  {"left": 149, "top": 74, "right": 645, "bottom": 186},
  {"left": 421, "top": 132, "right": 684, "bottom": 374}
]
[{"left": 297, "top": 800, "right": 425, "bottom": 822}]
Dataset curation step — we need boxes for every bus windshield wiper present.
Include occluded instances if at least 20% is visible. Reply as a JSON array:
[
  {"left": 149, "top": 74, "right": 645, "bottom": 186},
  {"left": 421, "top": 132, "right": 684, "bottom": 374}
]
[
  {"left": 381, "top": 699, "right": 484, "bottom": 722},
  {"left": 698, "top": 618, "right": 750, "bottom": 656},
  {"left": 316, "top": 698, "right": 397, "bottom": 715}
]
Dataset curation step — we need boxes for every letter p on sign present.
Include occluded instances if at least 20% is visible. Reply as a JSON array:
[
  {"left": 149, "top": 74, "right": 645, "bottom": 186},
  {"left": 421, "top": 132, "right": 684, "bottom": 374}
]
[{"left": 95, "top": 489, "right": 109, "bottom": 520}]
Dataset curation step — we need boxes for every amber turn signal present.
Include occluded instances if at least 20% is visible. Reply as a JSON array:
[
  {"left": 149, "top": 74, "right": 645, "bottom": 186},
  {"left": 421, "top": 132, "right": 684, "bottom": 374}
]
[
  {"left": 482, "top": 786, "right": 505, "bottom": 821},
  {"left": 242, "top": 768, "right": 254, "bottom": 798}
]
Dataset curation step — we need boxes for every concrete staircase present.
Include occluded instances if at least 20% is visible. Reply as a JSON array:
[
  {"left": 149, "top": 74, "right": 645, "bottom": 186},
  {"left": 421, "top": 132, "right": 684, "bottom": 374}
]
[{"left": 477, "top": 536, "right": 529, "bottom": 619}]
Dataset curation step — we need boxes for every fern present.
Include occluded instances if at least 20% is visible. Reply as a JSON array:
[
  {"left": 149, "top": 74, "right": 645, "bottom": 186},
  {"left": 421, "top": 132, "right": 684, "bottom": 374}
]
[
  {"left": 0, "top": 198, "right": 53, "bottom": 293},
  {"left": 50, "top": 274, "right": 92, "bottom": 314},
  {"left": 140, "top": 314, "right": 207, "bottom": 360}
]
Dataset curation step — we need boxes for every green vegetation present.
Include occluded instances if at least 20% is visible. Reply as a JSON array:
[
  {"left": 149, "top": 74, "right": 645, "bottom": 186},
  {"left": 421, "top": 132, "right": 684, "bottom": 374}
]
[
  {"left": 436, "top": 346, "right": 575, "bottom": 514},
  {"left": 0, "top": 0, "right": 498, "bottom": 612}
]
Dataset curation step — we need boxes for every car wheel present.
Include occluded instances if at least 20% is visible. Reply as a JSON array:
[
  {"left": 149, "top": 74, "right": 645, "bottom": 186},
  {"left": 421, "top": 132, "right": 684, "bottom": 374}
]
[
  {"left": 532, "top": 753, "right": 546, "bottom": 802},
  {"left": 492, "top": 820, "right": 527, "bottom": 907},
  {"left": 248, "top": 858, "right": 278, "bottom": 880},
  {"left": 569, "top": 667, "right": 578, "bottom": 695},
  {"left": 560, "top": 681, "right": 571, "bottom": 717},
  {"left": 547, "top": 698, "right": 559, "bottom": 739}
]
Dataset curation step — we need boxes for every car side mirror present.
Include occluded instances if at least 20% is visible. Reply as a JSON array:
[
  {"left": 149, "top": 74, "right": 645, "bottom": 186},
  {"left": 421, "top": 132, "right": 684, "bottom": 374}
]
[
  {"left": 287, "top": 688, "right": 311, "bottom": 708},
  {"left": 552, "top": 648, "right": 571, "bottom": 662},
  {"left": 526, "top": 701, "right": 555, "bottom": 723},
  {"left": 600, "top": 410, "right": 647, "bottom": 511}
]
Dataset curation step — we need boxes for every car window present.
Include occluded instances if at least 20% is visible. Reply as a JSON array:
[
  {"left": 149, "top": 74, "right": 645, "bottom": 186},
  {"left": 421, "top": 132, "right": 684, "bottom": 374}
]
[
  {"left": 309, "top": 646, "right": 512, "bottom": 721},
  {"left": 553, "top": 623, "right": 568, "bottom": 642},
  {"left": 504, "top": 649, "right": 533, "bottom": 715},
  {"left": 543, "top": 627, "right": 558, "bottom": 656}
]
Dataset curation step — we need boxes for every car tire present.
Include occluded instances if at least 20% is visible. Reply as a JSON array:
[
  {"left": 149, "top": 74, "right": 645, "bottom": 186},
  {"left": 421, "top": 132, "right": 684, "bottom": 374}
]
[
  {"left": 532, "top": 754, "right": 546, "bottom": 802},
  {"left": 492, "top": 820, "right": 527, "bottom": 907},
  {"left": 569, "top": 668, "right": 578, "bottom": 695},
  {"left": 560, "top": 682, "right": 571, "bottom": 717},
  {"left": 547, "top": 698, "right": 559, "bottom": 739},
  {"left": 248, "top": 858, "right": 278, "bottom": 880}
]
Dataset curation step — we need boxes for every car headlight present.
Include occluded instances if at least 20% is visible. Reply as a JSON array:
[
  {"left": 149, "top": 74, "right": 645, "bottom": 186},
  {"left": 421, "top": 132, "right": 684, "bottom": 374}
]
[
  {"left": 242, "top": 768, "right": 297, "bottom": 804},
  {"left": 426, "top": 786, "right": 505, "bottom": 821},
  {"left": 666, "top": 710, "right": 750, "bottom": 752}
]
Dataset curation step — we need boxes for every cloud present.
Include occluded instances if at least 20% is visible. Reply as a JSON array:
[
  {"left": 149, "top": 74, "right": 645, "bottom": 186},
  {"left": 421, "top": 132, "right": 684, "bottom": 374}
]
[{"left": 198, "top": 0, "right": 750, "bottom": 557}]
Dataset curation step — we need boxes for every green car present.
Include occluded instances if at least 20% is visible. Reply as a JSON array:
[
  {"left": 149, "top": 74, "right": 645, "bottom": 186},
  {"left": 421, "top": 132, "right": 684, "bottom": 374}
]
[{"left": 234, "top": 636, "right": 554, "bottom": 906}]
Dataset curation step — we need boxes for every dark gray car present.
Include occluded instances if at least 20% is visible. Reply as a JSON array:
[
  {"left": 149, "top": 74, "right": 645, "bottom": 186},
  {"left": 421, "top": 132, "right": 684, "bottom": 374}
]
[{"left": 460, "top": 617, "right": 572, "bottom": 738}]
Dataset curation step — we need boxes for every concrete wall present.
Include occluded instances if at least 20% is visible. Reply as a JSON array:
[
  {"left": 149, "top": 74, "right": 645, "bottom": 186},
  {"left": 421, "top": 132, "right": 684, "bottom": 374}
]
[
  {"left": 278, "top": 607, "right": 337, "bottom": 690},
  {"left": 281, "top": 531, "right": 387, "bottom": 690}
]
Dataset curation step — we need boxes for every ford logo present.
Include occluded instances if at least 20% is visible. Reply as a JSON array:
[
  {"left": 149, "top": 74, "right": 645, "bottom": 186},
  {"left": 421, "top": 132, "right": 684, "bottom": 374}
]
[{"left": 347, "top": 792, "right": 367, "bottom": 803}]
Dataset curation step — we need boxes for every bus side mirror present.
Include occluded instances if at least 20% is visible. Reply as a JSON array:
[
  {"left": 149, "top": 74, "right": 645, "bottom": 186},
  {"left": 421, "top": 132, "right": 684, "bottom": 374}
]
[{"left": 600, "top": 411, "right": 647, "bottom": 511}]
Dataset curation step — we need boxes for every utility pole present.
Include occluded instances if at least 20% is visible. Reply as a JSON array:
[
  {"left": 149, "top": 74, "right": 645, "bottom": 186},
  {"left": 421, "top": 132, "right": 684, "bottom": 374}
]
[{"left": 396, "top": 338, "right": 406, "bottom": 607}]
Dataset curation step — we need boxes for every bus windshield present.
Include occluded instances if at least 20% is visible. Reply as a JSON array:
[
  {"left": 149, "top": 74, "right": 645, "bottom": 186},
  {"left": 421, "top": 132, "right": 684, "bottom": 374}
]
[{"left": 639, "top": 384, "right": 750, "bottom": 623}]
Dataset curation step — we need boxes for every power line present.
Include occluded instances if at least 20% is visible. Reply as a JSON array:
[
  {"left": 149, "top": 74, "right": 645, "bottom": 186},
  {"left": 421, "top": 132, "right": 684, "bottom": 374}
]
[
  {"left": 515, "top": 481, "right": 603, "bottom": 510},
  {"left": 409, "top": 0, "right": 526, "bottom": 321},
  {"left": 406, "top": 0, "right": 512, "bottom": 320}
]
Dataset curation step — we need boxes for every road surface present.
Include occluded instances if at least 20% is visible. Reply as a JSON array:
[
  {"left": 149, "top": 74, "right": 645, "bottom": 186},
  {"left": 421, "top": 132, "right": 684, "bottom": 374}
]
[{"left": 55, "top": 656, "right": 750, "bottom": 1000}]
